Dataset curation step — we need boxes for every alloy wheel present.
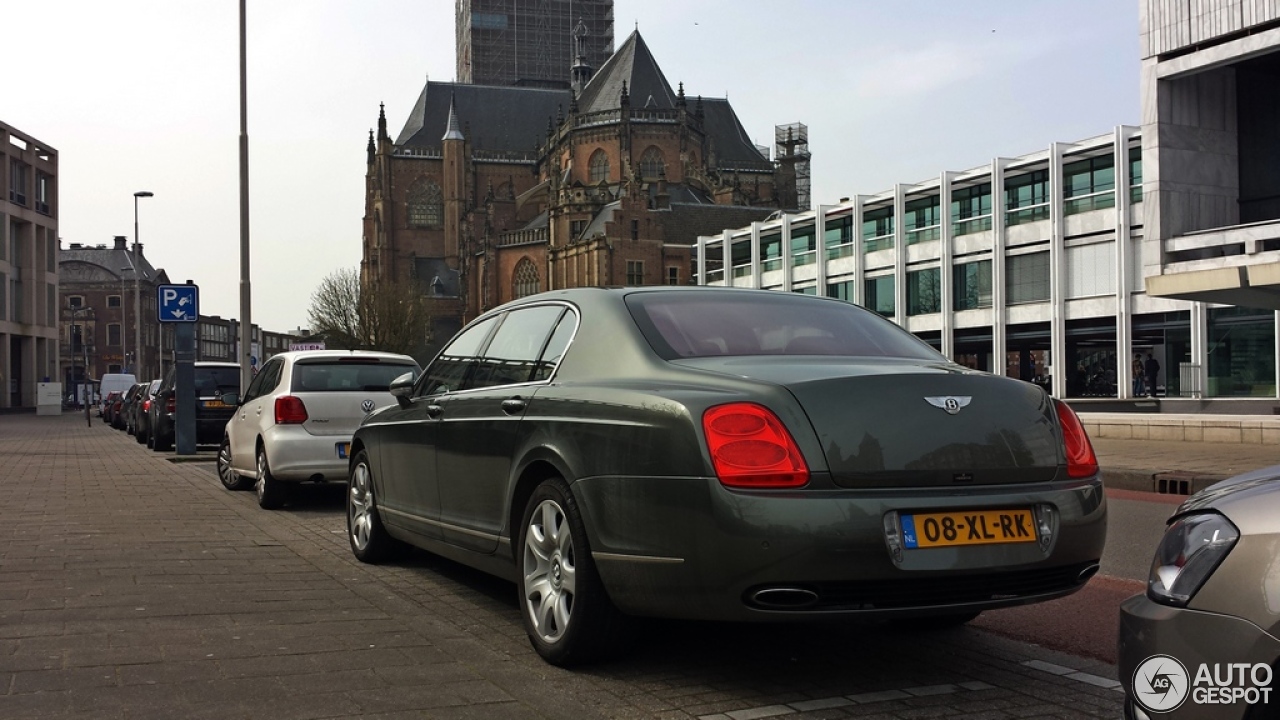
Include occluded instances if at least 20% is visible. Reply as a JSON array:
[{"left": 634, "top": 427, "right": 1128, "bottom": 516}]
[
  {"left": 348, "top": 461, "right": 375, "bottom": 552},
  {"left": 522, "top": 498, "right": 576, "bottom": 644}
]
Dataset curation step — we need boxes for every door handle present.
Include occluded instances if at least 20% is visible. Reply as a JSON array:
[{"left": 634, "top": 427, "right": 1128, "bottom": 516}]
[
  {"left": 501, "top": 397, "right": 526, "bottom": 415},
  {"left": 426, "top": 404, "right": 444, "bottom": 419}
]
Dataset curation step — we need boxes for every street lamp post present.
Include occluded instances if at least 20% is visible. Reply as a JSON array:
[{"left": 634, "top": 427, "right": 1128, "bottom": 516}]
[
  {"left": 71, "top": 305, "right": 91, "bottom": 425},
  {"left": 134, "top": 191, "right": 154, "bottom": 379}
]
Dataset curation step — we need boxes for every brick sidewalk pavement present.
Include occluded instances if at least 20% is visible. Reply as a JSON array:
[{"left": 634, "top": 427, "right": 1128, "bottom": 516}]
[{"left": 0, "top": 411, "right": 1159, "bottom": 719}]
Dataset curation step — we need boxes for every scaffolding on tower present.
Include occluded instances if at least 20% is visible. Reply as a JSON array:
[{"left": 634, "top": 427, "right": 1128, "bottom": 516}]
[{"left": 775, "top": 122, "right": 810, "bottom": 211}]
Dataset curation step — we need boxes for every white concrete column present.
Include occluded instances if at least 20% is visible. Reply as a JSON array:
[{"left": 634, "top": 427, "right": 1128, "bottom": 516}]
[
  {"left": 1114, "top": 126, "right": 1139, "bottom": 398},
  {"left": 781, "top": 216, "right": 793, "bottom": 293},
  {"left": 992, "top": 159, "right": 1009, "bottom": 378},
  {"left": 696, "top": 234, "right": 708, "bottom": 285},
  {"left": 939, "top": 172, "right": 956, "bottom": 359},
  {"left": 1192, "top": 302, "right": 1208, "bottom": 399},
  {"left": 893, "top": 185, "right": 908, "bottom": 327},
  {"left": 1049, "top": 143, "right": 1071, "bottom": 398},
  {"left": 816, "top": 205, "right": 831, "bottom": 294},
  {"left": 749, "top": 222, "right": 762, "bottom": 289},
  {"left": 852, "top": 197, "right": 866, "bottom": 305}
]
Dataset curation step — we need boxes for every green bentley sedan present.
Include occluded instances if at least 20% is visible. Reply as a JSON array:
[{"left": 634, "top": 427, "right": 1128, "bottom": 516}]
[{"left": 346, "top": 287, "right": 1107, "bottom": 666}]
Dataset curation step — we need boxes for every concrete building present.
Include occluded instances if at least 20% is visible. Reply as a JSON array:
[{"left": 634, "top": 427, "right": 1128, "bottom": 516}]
[
  {"left": 697, "top": 1, "right": 1280, "bottom": 412},
  {"left": 456, "top": 0, "right": 614, "bottom": 89},
  {"left": 1, "top": 122, "right": 60, "bottom": 410},
  {"left": 1141, "top": 0, "right": 1280, "bottom": 310}
]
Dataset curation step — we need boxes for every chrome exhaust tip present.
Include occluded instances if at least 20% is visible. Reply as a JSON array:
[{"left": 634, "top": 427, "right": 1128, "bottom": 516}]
[
  {"left": 1077, "top": 563, "right": 1100, "bottom": 584},
  {"left": 749, "top": 587, "right": 820, "bottom": 609}
]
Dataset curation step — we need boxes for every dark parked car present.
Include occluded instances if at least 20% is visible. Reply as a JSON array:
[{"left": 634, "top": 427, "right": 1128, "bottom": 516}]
[
  {"left": 112, "top": 384, "right": 143, "bottom": 431},
  {"left": 345, "top": 287, "right": 1107, "bottom": 666},
  {"left": 1118, "top": 468, "right": 1280, "bottom": 719},
  {"left": 150, "top": 362, "right": 241, "bottom": 451},
  {"left": 100, "top": 391, "right": 123, "bottom": 423},
  {"left": 132, "top": 379, "right": 162, "bottom": 445}
]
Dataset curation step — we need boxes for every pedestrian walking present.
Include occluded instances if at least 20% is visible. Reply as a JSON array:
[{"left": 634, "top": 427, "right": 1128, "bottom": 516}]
[
  {"left": 1132, "top": 354, "right": 1145, "bottom": 396},
  {"left": 1144, "top": 353, "right": 1160, "bottom": 397}
]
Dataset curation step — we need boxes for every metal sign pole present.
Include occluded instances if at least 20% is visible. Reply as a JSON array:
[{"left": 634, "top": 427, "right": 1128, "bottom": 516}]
[{"left": 175, "top": 323, "right": 196, "bottom": 455}]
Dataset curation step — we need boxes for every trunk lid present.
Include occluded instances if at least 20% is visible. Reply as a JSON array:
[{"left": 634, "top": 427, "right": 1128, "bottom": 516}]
[{"left": 678, "top": 357, "right": 1063, "bottom": 488}]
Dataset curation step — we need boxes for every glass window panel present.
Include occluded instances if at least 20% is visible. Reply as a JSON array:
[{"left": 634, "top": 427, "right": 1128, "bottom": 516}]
[
  {"left": 1006, "top": 252, "right": 1050, "bottom": 304},
  {"left": 907, "top": 268, "right": 941, "bottom": 316},
  {"left": 826, "top": 279, "right": 854, "bottom": 302},
  {"left": 864, "top": 275, "right": 895, "bottom": 317},
  {"left": 1207, "top": 307, "right": 1276, "bottom": 397},
  {"left": 953, "top": 260, "right": 993, "bottom": 310}
]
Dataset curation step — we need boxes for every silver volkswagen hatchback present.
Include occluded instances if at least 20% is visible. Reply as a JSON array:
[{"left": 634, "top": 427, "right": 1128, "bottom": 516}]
[{"left": 218, "top": 350, "right": 420, "bottom": 509}]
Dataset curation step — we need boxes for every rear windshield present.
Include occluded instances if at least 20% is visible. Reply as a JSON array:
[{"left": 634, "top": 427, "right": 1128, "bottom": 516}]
[
  {"left": 626, "top": 291, "right": 943, "bottom": 361},
  {"left": 195, "top": 367, "right": 242, "bottom": 397},
  {"left": 290, "top": 361, "right": 418, "bottom": 393}
]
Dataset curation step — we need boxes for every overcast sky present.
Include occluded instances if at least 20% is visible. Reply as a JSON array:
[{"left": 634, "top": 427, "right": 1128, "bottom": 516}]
[{"left": 5, "top": 0, "right": 1139, "bottom": 333}]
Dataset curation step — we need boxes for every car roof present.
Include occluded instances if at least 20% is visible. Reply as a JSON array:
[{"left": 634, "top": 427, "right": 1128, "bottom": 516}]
[{"left": 273, "top": 350, "right": 418, "bottom": 363}]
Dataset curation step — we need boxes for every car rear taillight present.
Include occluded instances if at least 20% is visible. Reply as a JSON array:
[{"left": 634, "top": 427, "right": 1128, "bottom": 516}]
[
  {"left": 703, "top": 402, "right": 809, "bottom": 488},
  {"left": 166, "top": 396, "right": 175, "bottom": 413},
  {"left": 275, "top": 396, "right": 309, "bottom": 425},
  {"left": 1053, "top": 399, "right": 1098, "bottom": 479}
]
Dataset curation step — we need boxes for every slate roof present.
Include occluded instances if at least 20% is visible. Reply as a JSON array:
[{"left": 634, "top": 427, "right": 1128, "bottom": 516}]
[
  {"left": 59, "top": 244, "right": 163, "bottom": 284},
  {"left": 395, "top": 82, "right": 569, "bottom": 152},
  {"left": 391, "top": 30, "right": 769, "bottom": 170},
  {"left": 576, "top": 31, "right": 677, "bottom": 114}
]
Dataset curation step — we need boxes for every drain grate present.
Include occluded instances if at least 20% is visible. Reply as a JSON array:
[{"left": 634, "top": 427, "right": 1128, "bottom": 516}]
[{"left": 1155, "top": 476, "right": 1191, "bottom": 495}]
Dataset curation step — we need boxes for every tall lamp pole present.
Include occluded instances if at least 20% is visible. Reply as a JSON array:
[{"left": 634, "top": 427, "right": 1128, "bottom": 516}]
[
  {"left": 238, "top": 0, "right": 253, "bottom": 392},
  {"left": 119, "top": 268, "right": 129, "bottom": 373},
  {"left": 134, "top": 191, "right": 154, "bottom": 379}
]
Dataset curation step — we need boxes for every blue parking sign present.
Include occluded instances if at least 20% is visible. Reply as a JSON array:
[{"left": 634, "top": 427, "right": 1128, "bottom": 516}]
[{"left": 157, "top": 285, "right": 199, "bottom": 323}]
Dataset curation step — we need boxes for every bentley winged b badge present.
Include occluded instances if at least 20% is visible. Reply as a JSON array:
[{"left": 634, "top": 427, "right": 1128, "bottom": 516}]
[{"left": 924, "top": 396, "right": 972, "bottom": 415}]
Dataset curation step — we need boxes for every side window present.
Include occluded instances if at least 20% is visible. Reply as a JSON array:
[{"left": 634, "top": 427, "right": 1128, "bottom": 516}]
[
  {"left": 532, "top": 310, "right": 576, "bottom": 382},
  {"left": 417, "top": 315, "right": 499, "bottom": 397},
  {"left": 243, "top": 360, "right": 279, "bottom": 402},
  {"left": 470, "top": 305, "right": 564, "bottom": 389}
]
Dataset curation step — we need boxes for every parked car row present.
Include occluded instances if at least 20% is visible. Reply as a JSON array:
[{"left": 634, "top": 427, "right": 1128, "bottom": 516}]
[{"left": 102, "top": 361, "right": 243, "bottom": 451}]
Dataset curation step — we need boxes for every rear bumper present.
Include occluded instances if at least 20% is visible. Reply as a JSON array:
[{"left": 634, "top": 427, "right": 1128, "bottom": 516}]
[
  {"left": 262, "top": 426, "right": 350, "bottom": 482},
  {"left": 573, "top": 475, "right": 1106, "bottom": 622},
  {"left": 1118, "top": 594, "right": 1280, "bottom": 719}
]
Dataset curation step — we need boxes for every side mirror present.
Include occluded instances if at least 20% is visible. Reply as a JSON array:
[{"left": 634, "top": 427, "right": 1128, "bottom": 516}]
[
  {"left": 390, "top": 372, "right": 415, "bottom": 408},
  {"left": 220, "top": 391, "right": 240, "bottom": 407}
]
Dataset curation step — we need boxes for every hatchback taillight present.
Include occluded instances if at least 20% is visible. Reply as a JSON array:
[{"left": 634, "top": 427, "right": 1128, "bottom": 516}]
[
  {"left": 275, "top": 396, "right": 309, "bottom": 425},
  {"left": 703, "top": 402, "right": 809, "bottom": 488},
  {"left": 1053, "top": 399, "right": 1098, "bottom": 478},
  {"left": 142, "top": 399, "right": 152, "bottom": 412}
]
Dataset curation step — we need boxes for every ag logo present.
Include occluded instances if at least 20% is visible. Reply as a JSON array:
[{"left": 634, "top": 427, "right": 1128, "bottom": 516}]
[{"left": 1133, "top": 654, "right": 1189, "bottom": 713}]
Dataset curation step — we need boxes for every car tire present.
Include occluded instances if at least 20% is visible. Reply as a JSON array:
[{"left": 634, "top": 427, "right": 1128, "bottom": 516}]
[
  {"left": 255, "top": 446, "right": 287, "bottom": 510},
  {"left": 135, "top": 422, "right": 147, "bottom": 444},
  {"left": 347, "top": 450, "right": 404, "bottom": 563},
  {"left": 152, "top": 430, "right": 172, "bottom": 451},
  {"left": 217, "top": 436, "right": 253, "bottom": 491},
  {"left": 517, "top": 476, "right": 635, "bottom": 666}
]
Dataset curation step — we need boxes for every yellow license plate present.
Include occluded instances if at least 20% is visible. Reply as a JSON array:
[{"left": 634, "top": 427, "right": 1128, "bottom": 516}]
[
  {"left": 203, "top": 399, "right": 226, "bottom": 408},
  {"left": 901, "top": 509, "right": 1036, "bottom": 549}
]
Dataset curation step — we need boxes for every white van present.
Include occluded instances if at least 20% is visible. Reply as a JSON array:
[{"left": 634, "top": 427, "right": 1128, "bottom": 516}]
[{"left": 97, "top": 373, "right": 137, "bottom": 415}]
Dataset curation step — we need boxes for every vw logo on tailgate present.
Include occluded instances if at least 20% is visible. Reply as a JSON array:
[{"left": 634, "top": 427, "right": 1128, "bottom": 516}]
[{"left": 361, "top": 399, "right": 375, "bottom": 414}]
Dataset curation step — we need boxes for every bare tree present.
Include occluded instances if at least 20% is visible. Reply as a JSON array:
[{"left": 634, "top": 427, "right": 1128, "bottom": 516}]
[{"left": 307, "top": 268, "right": 433, "bottom": 358}]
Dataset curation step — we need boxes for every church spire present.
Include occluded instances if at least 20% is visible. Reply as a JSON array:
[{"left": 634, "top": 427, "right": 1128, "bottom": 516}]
[
  {"left": 377, "top": 102, "right": 387, "bottom": 141},
  {"left": 366, "top": 129, "right": 375, "bottom": 164},
  {"left": 442, "top": 94, "right": 464, "bottom": 141}
]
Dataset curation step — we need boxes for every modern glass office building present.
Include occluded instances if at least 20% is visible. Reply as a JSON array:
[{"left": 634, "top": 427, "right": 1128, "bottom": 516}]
[{"left": 696, "top": 126, "right": 1280, "bottom": 407}]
